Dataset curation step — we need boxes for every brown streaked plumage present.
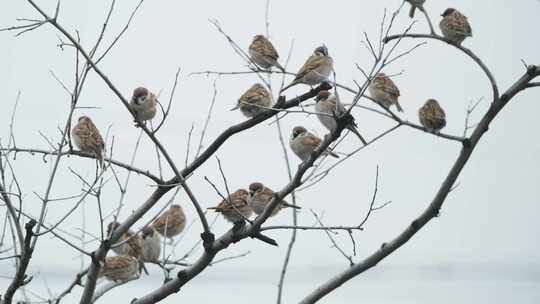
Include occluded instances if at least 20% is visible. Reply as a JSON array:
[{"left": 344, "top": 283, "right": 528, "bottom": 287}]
[
  {"left": 99, "top": 255, "right": 139, "bottom": 281},
  {"left": 232, "top": 84, "right": 272, "bottom": 117},
  {"left": 152, "top": 204, "right": 186, "bottom": 239},
  {"left": 281, "top": 46, "right": 333, "bottom": 92},
  {"left": 249, "top": 35, "right": 284, "bottom": 72},
  {"left": 289, "top": 126, "right": 339, "bottom": 161},
  {"left": 208, "top": 189, "right": 253, "bottom": 223},
  {"left": 418, "top": 99, "right": 446, "bottom": 132},
  {"left": 405, "top": 0, "right": 425, "bottom": 18},
  {"left": 248, "top": 182, "right": 300, "bottom": 217},
  {"left": 368, "top": 73, "right": 403, "bottom": 112},
  {"left": 71, "top": 116, "right": 105, "bottom": 169},
  {"left": 439, "top": 8, "right": 472, "bottom": 45}
]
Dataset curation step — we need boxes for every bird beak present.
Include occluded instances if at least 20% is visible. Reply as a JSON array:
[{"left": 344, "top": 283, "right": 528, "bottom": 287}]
[{"left": 230, "top": 104, "right": 239, "bottom": 111}]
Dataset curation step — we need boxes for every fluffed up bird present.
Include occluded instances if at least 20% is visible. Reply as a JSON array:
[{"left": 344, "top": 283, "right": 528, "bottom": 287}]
[
  {"left": 248, "top": 182, "right": 300, "bottom": 217},
  {"left": 141, "top": 226, "right": 161, "bottom": 263},
  {"left": 232, "top": 84, "right": 272, "bottom": 118},
  {"left": 152, "top": 204, "right": 186, "bottom": 239},
  {"left": 315, "top": 91, "right": 367, "bottom": 145},
  {"left": 208, "top": 189, "right": 253, "bottom": 224},
  {"left": 99, "top": 255, "right": 139, "bottom": 282},
  {"left": 418, "top": 99, "right": 446, "bottom": 132},
  {"left": 368, "top": 73, "right": 403, "bottom": 112},
  {"left": 405, "top": 0, "right": 425, "bottom": 18},
  {"left": 289, "top": 126, "right": 339, "bottom": 162},
  {"left": 130, "top": 87, "right": 157, "bottom": 125},
  {"left": 439, "top": 8, "right": 472, "bottom": 45},
  {"left": 249, "top": 35, "right": 285, "bottom": 72},
  {"left": 281, "top": 45, "right": 333, "bottom": 92},
  {"left": 71, "top": 116, "right": 106, "bottom": 169},
  {"left": 106, "top": 222, "right": 143, "bottom": 258}
]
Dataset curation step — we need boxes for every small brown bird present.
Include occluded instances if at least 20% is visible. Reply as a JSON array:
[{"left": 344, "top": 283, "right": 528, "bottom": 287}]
[
  {"left": 405, "top": 0, "right": 425, "bottom": 18},
  {"left": 71, "top": 116, "right": 106, "bottom": 169},
  {"left": 107, "top": 222, "right": 143, "bottom": 258},
  {"left": 418, "top": 99, "right": 446, "bottom": 132},
  {"left": 99, "top": 255, "right": 139, "bottom": 281},
  {"left": 152, "top": 204, "right": 186, "bottom": 239},
  {"left": 315, "top": 91, "right": 367, "bottom": 145},
  {"left": 248, "top": 182, "right": 300, "bottom": 217},
  {"left": 289, "top": 126, "right": 339, "bottom": 162},
  {"left": 141, "top": 226, "right": 161, "bottom": 263},
  {"left": 249, "top": 35, "right": 285, "bottom": 72},
  {"left": 130, "top": 87, "right": 157, "bottom": 124},
  {"left": 232, "top": 84, "right": 272, "bottom": 118},
  {"left": 281, "top": 46, "right": 333, "bottom": 92},
  {"left": 439, "top": 8, "right": 472, "bottom": 45},
  {"left": 368, "top": 73, "right": 403, "bottom": 112},
  {"left": 208, "top": 189, "right": 253, "bottom": 223}
]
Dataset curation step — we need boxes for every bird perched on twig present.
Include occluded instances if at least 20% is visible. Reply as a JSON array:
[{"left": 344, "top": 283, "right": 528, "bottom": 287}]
[
  {"left": 208, "top": 189, "right": 253, "bottom": 224},
  {"left": 130, "top": 87, "right": 157, "bottom": 126},
  {"left": 289, "top": 126, "right": 339, "bottom": 162},
  {"left": 232, "top": 84, "right": 272, "bottom": 118},
  {"left": 99, "top": 255, "right": 139, "bottom": 282},
  {"left": 107, "top": 221, "right": 149, "bottom": 275},
  {"left": 249, "top": 35, "right": 285, "bottom": 72},
  {"left": 248, "top": 182, "right": 300, "bottom": 217},
  {"left": 439, "top": 8, "right": 472, "bottom": 45},
  {"left": 71, "top": 116, "right": 106, "bottom": 169},
  {"left": 152, "top": 204, "right": 186, "bottom": 239},
  {"left": 418, "top": 99, "right": 446, "bottom": 132},
  {"left": 141, "top": 226, "right": 161, "bottom": 263},
  {"left": 281, "top": 46, "right": 333, "bottom": 92},
  {"left": 315, "top": 91, "right": 367, "bottom": 145},
  {"left": 405, "top": 0, "right": 425, "bottom": 18},
  {"left": 368, "top": 73, "right": 403, "bottom": 112}
]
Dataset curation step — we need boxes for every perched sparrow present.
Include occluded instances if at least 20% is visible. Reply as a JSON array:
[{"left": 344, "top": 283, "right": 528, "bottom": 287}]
[
  {"left": 99, "top": 255, "right": 139, "bottom": 281},
  {"left": 141, "top": 226, "right": 161, "bottom": 263},
  {"left": 248, "top": 182, "right": 300, "bottom": 216},
  {"left": 152, "top": 204, "right": 186, "bottom": 239},
  {"left": 130, "top": 87, "right": 157, "bottom": 124},
  {"left": 71, "top": 116, "right": 106, "bottom": 169},
  {"left": 249, "top": 35, "right": 285, "bottom": 72},
  {"left": 281, "top": 46, "right": 333, "bottom": 92},
  {"left": 232, "top": 84, "right": 272, "bottom": 118},
  {"left": 405, "top": 0, "right": 425, "bottom": 18},
  {"left": 289, "top": 126, "right": 339, "bottom": 161},
  {"left": 106, "top": 222, "right": 143, "bottom": 259},
  {"left": 208, "top": 189, "right": 253, "bottom": 223},
  {"left": 418, "top": 99, "right": 446, "bottom": 132},
  {"left": 439, "top": 8, "right": 472, "bottom": 45},
  {"left": 315, "top": 91, "right": 367, "bottom": 145},
  {"left": 368, "top": 73, "right": 403, "bottom": 112}
]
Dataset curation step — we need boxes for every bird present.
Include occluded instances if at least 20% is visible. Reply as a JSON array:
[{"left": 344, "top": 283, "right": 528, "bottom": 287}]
[
  {"left": 130, "top": 87, "right": 157, "bottom": 125},
  {"left": 71, "top": 116, "right": 106, "bottom": 169},
  {"left": 248, "top": 182, "right": 300, "bottom": 217},
  {"left": 141, "top": 226, "right": 161, "bottom": 263},
  {"left": 439, "top": 8, "right": 472, "bottom": 45},
  {"left": 107, "top": 221, "right": 149, "bottom": 275},
  {"left": 99, "top": 255, "right": 139, "bottom": 282},
  {"left": 315, "top": 90, "right": 368, "bottom": 145},
  {"left": 418, "top": 99, "right": 446, "bottom": 132},
  {"left": 232, "top": 84, "right": 272, "bottom": 118},
  {"left": 207, "top": 189, "right": 253, "bottom": 224},
  {"left": 249, "top": 35, "right": 285, "bottom": 72},
  {"left": 152, "top": 204, "right": 186, "bottom": 239},
  {"left": 289, "top": 126, "right": 339, "bottom": 162},
  {"left": 405, "top": 0, "right": 425, "bottom": 18},
  {"left": 281, "top": 45, "right": 333, "bottom": 92},
  {"left": 368, "top": 73, "right": 403, "bottom": 112}
]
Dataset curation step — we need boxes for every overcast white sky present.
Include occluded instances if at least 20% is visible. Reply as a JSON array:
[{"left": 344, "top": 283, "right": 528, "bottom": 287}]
[{"left": 1, "top": 0, "right": 540, "bottom": 303}]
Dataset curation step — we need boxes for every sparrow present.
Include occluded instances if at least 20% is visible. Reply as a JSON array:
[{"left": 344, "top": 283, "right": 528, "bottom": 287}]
[
  {"left": 405, "top": 0, "right": 425, "bottom": 18},
  {"left": 315, "top": 91, "right": 368, "bottom": 145},
  {"left": 248, "top": 182, "right": 300, "bottom": 217},
  {"left": 232, "top": 84, "right": 272, "bottom": 118},
  {"left": 99, "top": 255, "right": 139, "bottom": 282},
  {"left": 439, "top": 8, "right": 472, "bottom": 45},
  {"left": 130, "top": 87, "right": 157, "bottom": 125},
  {"left": 207, "top": 189, "right": 253, "bottom": 223},
  {"left": 152, "top": 204, "right": 186, "bottom": 239},
  {"left": 368, "top": 73, "right": 403, "bottom": 112},
  {"left": 71, "top": 116, "right": 106, "bottom": 169},
  {"left": 249, "top": 35, "right": 285, "bottom": 72},
  {"left": 141, "top": 226, "right": 161, "bottom": 263},
  {"left": 281, "top": 46, "right": 333, "bottom": 92},
  {"left": 418, "top": 99, "right": 446, "bottom": 132},
  {"left": 289, "top": 126, "right": 339, "bottom": 162},
  {"left": 107, "top": 221, "right": 149, "bottom": 275}
]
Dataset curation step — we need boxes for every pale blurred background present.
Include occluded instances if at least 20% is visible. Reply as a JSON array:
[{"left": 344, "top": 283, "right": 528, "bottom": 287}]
[{"left": 1, "top": 0, "right": 539, "bottom": 303}]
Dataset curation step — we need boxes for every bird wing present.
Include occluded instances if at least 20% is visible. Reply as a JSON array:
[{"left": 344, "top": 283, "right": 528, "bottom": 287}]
[
  {"left": 300, "top": 133, "right": 321, "bottom": 148},
  {"left": 295, "top": 55, "right": 326, "bottom": 81}
]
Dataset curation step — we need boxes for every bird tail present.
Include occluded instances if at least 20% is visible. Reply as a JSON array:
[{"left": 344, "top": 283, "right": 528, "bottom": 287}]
[
  {"left": 97, "top": 151, "right": 106, "bottom": 171},
  {"left": 347, "top": 125, "right": 368, "bottom": 145},
  {"left": 395, "top": 101, "right": 404, "bottom": 113},
  {"left": 280, "top": 80, "right": 298, "bottom": 93},
  {"left": 325, "top": 149, "right": 339, "bottom": 158},
  {"left": 409, "top": 5, "right": 416, "bottom": 18},
  {"left": 139, "top": 260, "right": 149, "bottom": 275},
  {"left": 282, "top": 202, "right": 301, "bottom": 209},
  {"left": 275, "top": 62, "right": 286, "bottom": 73}
]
